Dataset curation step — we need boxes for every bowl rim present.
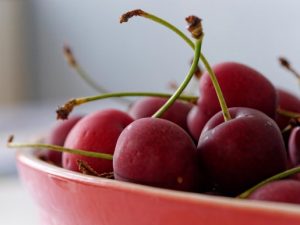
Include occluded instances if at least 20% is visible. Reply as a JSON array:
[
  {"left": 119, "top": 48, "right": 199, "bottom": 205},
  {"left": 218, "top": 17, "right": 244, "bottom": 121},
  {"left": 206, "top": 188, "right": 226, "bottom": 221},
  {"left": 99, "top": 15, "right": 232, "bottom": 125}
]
[{"left": 17, "top": 149, "right": 300, "bottom": 216}]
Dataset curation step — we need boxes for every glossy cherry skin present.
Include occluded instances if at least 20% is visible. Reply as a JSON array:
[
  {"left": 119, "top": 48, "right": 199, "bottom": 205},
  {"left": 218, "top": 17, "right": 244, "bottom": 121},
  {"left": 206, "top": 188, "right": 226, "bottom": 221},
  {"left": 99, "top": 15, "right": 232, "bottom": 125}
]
[
  {"left": 188, "top": 62, "right": 277, "bottom": 141},
  {"left": 129, "top": 97, "right": 193, "bottom": 133},
  {"left": 288, "top": 127, "right": 300, "bottom": 181},
  {"left": 197, "top": 107, "right": 287, "bottom": 195},
  {"left": 63, "top": 109, "right": 133, "bottom": 174},
  {"left": 288, "top": 127, "right": 300, "bottom": 167},
  {"left": 113, "top": 118, "right": 202, "bottom": 192},
  {"left": 275, "top": 88, "right": 300, "bottom": 130},
  {"left": 249, "top": 180, "right": 300, "bottom": 205},
  {"left": 44, "top": 115, "right": 83, "bottom": 166}
]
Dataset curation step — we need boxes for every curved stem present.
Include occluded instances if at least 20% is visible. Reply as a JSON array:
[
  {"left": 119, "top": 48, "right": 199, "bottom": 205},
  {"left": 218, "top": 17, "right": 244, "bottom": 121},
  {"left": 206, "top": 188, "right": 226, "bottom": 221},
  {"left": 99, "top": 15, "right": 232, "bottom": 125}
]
[
  {"left": 75, "top": 92, "right": 197, "bottom": 105},
  {"left": 238, "top": 166, "right": 300, "bottom": 199},
  {"left": 123, "top": 10, "right": 231, "bottom": 121},
  {"left": 56, "top": 91, "right": 198, "bottom": 119},
  {"left": 75, "top": 65, "right": 110, "bottom": 94},
  {"left": 142, "top": 12, "right": 195, "bottom": 49},
  {"left": 200, "top": 56, "right": 231, "bottom": 121},
  {"left": 152, "top": 38, "right": 202, "bottom": 118},
  {"left": 8, "top": 142, "right": 113, "bottom": 160},
  {"left": 64, "top": 45, "right": 109, "bottom": 93},
  {"left": 63, "top": 45, "right": 131, "bottom": 105}
]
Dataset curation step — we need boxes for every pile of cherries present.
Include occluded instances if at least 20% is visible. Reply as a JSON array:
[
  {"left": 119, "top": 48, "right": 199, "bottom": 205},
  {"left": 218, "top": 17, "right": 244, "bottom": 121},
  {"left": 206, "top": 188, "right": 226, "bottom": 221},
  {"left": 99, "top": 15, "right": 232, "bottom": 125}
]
[{"left": 10, "top": 10, "right": 300, "bottom": 205}]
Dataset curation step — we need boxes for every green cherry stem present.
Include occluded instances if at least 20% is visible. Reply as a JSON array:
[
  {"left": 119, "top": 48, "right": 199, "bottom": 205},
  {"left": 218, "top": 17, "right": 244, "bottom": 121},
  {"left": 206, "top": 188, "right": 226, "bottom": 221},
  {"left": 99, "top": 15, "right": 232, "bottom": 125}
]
[
  {"left": 63, "top": 45, "right": 132, "bottom": 105},
  {"left": 152, "top": 38, "right": 202, "bottom": 118},
  {"left": 120, "top": 9, "right": 231, "bottom": 121},
  {"left": 201, "top": 56, "right": 231, "bottom": 121},
  {"left": 238, "top": 166, "right": 300, "bottom": 199},
  {"left": 7, "top": 136, "right": 113, "bottom": 160},
  {"left": 56, "top": 91, "right": 198, "bottom": 120},
  {"left": 64, "top": 45, "right": 110, "bottom": 94},
  {"left": 276, "top": 108, "right": 300, "bottom": 133},
  {"left": 120, "top": 10, "right": 194, "bottom": 49}
]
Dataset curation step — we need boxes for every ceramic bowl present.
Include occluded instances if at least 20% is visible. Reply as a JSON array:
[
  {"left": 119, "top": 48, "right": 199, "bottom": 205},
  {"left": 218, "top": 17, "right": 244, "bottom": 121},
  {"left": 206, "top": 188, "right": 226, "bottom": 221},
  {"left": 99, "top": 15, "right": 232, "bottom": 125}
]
[{"left": 17, "top": 149, "right": 300, "bottom": 225}]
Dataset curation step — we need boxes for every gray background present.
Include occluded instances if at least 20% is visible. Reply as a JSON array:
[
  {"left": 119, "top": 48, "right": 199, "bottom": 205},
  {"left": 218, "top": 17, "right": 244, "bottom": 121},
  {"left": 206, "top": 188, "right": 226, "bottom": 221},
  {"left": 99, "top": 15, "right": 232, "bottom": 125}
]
[{"left": 1, "top": 0, "right": 300, "bottom": 105}]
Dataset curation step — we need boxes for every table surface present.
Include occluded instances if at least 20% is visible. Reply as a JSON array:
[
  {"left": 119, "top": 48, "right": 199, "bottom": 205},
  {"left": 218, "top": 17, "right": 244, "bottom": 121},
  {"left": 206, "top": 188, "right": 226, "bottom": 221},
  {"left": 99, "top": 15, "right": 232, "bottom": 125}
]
[{"left": 0, "top": 176, "right": 39, "bottom": 225}]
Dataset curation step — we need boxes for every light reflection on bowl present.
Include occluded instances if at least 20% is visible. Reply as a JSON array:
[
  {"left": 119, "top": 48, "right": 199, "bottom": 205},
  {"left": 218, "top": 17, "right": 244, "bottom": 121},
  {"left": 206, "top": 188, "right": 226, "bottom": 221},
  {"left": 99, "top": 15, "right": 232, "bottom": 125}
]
[{"left": 17, "top": 149, "right": 300, "bottom": 225}]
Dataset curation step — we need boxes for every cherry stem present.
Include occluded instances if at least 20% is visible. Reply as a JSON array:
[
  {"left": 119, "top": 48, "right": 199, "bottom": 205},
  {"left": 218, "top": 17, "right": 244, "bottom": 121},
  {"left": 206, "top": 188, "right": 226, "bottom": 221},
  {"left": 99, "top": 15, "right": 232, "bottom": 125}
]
[
  {"left": 279, "top": 57, "right": 300, "bottom": 84},
  {"left": 56, "top": 91, "right": 198, "bottom": 120},
  {"left": 282, "top": 118, "right": 300, "bottom": 133},
  {"left": 64, "top": 45, "right": 109, "bottom": 93},
  {"left": 191, "top": 57, "right": 203, "bottom": 79},
  {"left": 120, "top": 9, "right": 231, "bottom": 121},
  {"left": 282, "top": 124, "right": 293, "bottom": 134},
  {"left": 77, "top": 160, "right": 102, "bottom": 176},
  {"left": 277, "top": 108, "right": 300, "bottom": 133},
  {"left": 277, "top": 108, "right": 300, "bottom": 119},
  {"left": 7, "top": 136, "right": 113, "bottom": 160},
  {"left": 238, "top": 166, "right": 300, "bottom": 199},
  {"left": 120, "top": 10, "right": 195, "bottom": 48},
  {"left": 63, "top": 45, "right": 131, "bottom": 105},
  {"left": 152, "top": 38, "right": 202, "bottom": 118},
  {"left": 201, "top": 56, "right": 231, "bottom": 121}
]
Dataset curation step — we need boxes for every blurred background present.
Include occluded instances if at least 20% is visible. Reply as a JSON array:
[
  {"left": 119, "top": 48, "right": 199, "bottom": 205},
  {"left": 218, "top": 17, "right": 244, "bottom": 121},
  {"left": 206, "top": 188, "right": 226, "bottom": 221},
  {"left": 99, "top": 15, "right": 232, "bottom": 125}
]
[
  {"left": 2, "top": 0, "right": 300, "bottom": 106},
  {"left": 0, "top": 0, "right": 300, "bottom": 224}
]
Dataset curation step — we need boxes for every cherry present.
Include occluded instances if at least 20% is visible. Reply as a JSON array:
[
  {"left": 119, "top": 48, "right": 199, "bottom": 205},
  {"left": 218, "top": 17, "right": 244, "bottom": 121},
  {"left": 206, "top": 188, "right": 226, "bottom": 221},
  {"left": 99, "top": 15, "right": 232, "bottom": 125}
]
[
  {"left": 275, "top": 88, "right": 300, "bottom": 130},
  {"left": 288, "top": 127, "right": 300, "bottom": 167},
  {"left": 128, "top": 97, "right": 193, "bottom": 134},
  {"left": 188, "top": 62, "right": 278, "bottom": 141},
  {"left": 9, "top": 11, "right": 204, "bottom": 189},
  {"left": 112, "top": 14, "right": 204, "bottom": 191},
  {"left": 8, "top": 8, "right": 299, "bottom": 202},
  {"left": 290, "top": 171, "right": 300, "bottom": 182},
  {"left": 43, "top": 115, "right": 83, "bottom": 166},
  {"left": 113, "top": 118, "right": 202, "bottom": 191},
  {"left": 120, "top": 11, "right": 280, "bottom": 145},
  {"left": 248, "top": 179, "right": 300, "bottom": 204},
  {"left": 197, "top": 107, "right": 287, "bottom": 195},
  {"left": 62, "top": 109, "right": 133, "bottom": 174}
]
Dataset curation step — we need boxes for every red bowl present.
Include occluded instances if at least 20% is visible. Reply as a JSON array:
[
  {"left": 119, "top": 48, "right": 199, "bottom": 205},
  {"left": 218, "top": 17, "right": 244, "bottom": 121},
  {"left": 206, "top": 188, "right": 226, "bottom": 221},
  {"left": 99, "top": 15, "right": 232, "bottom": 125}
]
[{"left": 17, "top": 149, "right": 300, "bottom": 225}]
